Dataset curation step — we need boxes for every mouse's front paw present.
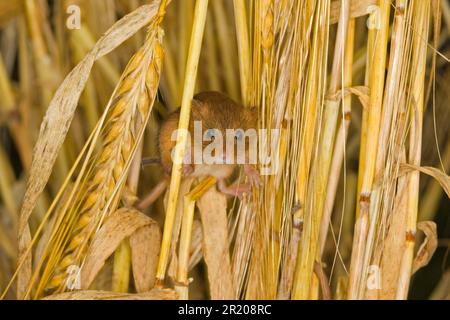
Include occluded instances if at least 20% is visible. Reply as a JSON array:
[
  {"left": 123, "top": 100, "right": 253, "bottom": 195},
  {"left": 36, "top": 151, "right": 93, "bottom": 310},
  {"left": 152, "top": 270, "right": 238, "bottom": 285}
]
[
  {"left": 181, "top": 164, "right": 195, "bottom": 177},
  {"left": 244, "top": 164, "right": 261, "bottom": 188},
  {"left": 217, "top": 179, "right": 252, "bottom": 200}
]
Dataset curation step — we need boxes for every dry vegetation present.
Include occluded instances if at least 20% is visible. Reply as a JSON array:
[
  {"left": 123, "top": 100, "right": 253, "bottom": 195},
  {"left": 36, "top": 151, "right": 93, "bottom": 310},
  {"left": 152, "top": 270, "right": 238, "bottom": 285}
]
[{"left": 0, "top": 0, "right": 449, "bottom": 300}]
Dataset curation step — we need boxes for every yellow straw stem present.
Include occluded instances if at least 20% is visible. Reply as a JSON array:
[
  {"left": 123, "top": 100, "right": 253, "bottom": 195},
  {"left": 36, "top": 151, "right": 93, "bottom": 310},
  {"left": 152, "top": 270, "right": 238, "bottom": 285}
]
[
  {"left": 349, "top": 0, "right": 390, "bottom": 299},
  {"left": 156, "top": 0, "right": 209, "bottom": 284},
  {"left": 176, "top": 176, "right": 217, "bottom": 299},
  {"left": 233, "top": 0, "right": 251, "bottom": 105},
  {"left": 397, "top": 1, "right": 430, "bottom": 300}
]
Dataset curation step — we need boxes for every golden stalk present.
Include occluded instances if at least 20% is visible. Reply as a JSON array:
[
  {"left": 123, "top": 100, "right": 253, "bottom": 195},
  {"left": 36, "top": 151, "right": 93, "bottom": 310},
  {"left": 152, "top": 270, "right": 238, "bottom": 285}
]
[
  {"left": 156, "top": 0, "right": 209, "bottom": 284},
  {"left": 293, "top": 0, "right": 349, "bottom": 299},
  {"left": 355, "top": 8, "right": 377, "bottom": 218},
  {"left": 175, "top": 176, "right": 217, "bottom": 299},
  {"left": 320, "top": 18, "right": 356, "bottom": 255},
  {"left": 397, "top": 0, "right": 430, "bottom": 299},
  {"left": 348, "top": 0, "right": 390, "bottom": 299},
  {"left": 292, "top": 0, "right": 329, "bottom": 299},
  {"left": 212, "top": 0, "right": 240, "bottom": 100},
  {"left": 30, "top": 21, "right": 165, "bottom": 298},
  {"left": 233, "top": 0, "right": 251, "bottom": 105}
]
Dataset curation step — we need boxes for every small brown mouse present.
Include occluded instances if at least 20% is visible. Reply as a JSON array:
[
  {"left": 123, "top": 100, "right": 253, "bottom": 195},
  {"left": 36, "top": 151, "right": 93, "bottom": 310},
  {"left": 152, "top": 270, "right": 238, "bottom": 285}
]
[{"left": 139, "top": 91, "right": 260, "bottom": 208}]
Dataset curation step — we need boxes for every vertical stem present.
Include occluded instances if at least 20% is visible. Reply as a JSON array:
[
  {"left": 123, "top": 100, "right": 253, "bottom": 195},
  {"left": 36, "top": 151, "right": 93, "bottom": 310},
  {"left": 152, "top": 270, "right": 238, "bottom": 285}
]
[
  {"left": 359, "top": 0, "right": 390, "bottom": 211},
  {"left": 349, "top": 0, "right": 390, "bottom": 299},
  {"left": 156, "top": 0, "right": 209, "bottom": 284},
  {"left": 320, "top": 18, "right": 355, "bottom": 255},
  {"left": 356, "top": 9, "right": 376, "bottom": 218},
  {"left": 175, "top": 177, "right": 216, "bottom": 299},
  {"left": 112, "top": 240, "right": 131, "bottom": 292},
  {"left": 293, "top": 0, "right": 349, "bottom": 300},
  {"left": 397, "top": 1, "right": 430, "bottom": 299},
  {"left": 233, "top": 0, "right": 251, "bottom": 105},
  {"left": 204, "top": 13, "right": 221, "bottom": 92},
  {"left": 212, "top": 0, "right": 240, "bottom": 100},
  {"left": 292, "top": 0, "right": 328, "bottom": 299}
]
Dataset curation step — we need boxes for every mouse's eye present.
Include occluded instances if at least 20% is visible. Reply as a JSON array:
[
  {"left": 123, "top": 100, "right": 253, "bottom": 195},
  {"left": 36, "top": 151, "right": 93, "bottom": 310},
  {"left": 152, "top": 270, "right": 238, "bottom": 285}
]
[
  {"left": 235, "top": 130, "right": 244, "bottom": 141},
  {"left": 205, "top": 129, "right": 216, "bottom": 140}
]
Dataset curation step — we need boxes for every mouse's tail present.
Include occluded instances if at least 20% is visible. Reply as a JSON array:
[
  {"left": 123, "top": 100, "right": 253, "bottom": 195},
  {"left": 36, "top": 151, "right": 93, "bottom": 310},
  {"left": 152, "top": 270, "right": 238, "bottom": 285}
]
[{"left": 136, "top": 178, "right": 168, "bottom": 210}]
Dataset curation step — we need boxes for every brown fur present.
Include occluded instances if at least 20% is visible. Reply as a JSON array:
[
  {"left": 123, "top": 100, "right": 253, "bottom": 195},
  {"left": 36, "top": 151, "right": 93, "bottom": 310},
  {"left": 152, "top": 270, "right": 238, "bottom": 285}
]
[{"left": 158, "top": 91, "right": 257, "bottom": 178}]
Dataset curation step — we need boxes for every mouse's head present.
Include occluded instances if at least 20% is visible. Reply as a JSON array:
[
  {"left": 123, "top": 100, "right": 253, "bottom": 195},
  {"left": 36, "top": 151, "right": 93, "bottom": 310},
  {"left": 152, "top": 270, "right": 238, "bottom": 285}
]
[{"left": 191, "top": 92, "right": 258, "bottom": 165}]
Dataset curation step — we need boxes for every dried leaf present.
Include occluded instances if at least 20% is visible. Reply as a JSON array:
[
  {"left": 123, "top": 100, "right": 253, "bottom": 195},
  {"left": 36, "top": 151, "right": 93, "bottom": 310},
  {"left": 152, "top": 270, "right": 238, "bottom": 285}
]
[
  {"left": 412, "top": 221, "right": 438, "bottom": 274},
  {"left": 346, "top": 86, "right": 370, "bottom": 110},
  {"left": 197, "top": 187, "right": 235, "bottom": 299},
  {"left": 328, "top": 86, "right": 370, "bottom": 110},
  {"left": 130, "top": 220, "right": 161, "bottom": 293},
  {"left": 81, "top": 208, "right": 157, "bottom": 289},
  {"left": 400, "top": 164, "right": 450, "bottom": 199},
  {"left": 378, "top": 176, "right": 409, "bottom": 299},
  {"left": 43, "top": 288, "right": 177, "bottom": 300}
]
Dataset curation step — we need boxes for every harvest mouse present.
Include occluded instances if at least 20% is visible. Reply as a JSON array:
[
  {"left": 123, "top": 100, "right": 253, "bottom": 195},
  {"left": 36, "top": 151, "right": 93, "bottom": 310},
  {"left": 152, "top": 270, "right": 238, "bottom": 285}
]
[{"left": 139, "top": 91, "right": 260, "bottom": 208}]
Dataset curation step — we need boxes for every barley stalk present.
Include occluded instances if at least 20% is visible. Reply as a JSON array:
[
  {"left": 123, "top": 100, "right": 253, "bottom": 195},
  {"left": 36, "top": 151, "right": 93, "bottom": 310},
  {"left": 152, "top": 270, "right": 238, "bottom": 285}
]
[
  {"left": 28, "top": 19, "right": 165, "bottom": 299},
  {"left": 320, "top": 18, "right": 356, "bottom": 255},
  {"left": 397, "top": 0, "right": 430, "bottom": 299},
  {"left": 212, "top": 0, "right": 240, "bottom": 100},
  {"left": 233, "top": 0, "right": 251, "bottom": 105},
  {"left": 156, "top": 0, "right": 209, "bottom": 284},
  {"left": 348, "top": 0, "right": 391, "bottom": 299},
  {"left": 293, "top": 0, "right": 350, "bottom": 299},
  {"left": 175, "top": 176, "right": 217, "bottom": 299},
  {"left": 279, "top": 0, "right": 329, "bottom": 299}
]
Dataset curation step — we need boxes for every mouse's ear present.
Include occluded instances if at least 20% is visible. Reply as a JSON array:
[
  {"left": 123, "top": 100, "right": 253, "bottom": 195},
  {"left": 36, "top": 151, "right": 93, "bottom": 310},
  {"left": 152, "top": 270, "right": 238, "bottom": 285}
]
[{"left": 243, "top": 105, "right": 258, "bottom": 127}]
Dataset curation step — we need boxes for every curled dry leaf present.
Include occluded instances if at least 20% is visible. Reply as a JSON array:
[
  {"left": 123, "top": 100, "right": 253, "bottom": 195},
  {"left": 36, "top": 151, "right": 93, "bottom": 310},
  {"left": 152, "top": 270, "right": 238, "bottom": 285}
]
[
  {"left": 42, "top": 288, "right": 177, "bottom": 300},
  {"left": 130, "top": 220, "right": 161, "bottom": 293},
  {"left": 400, "top": 164, "right": 450, "bottom": 199},
  {"left": 412, "top": 221, "right": 438, "bottom": 274},
  {"left": 327, "top": 86, "right": 370, "bottom": 110},
  {"left": 16, "top": 2, "right": 161, "bottom": 297},
  {"left": 197, "top": 187, "right": 235, "bottom": 300},
  {"left": 81, "top": 208, "right": 160, "bottom": 290}
]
